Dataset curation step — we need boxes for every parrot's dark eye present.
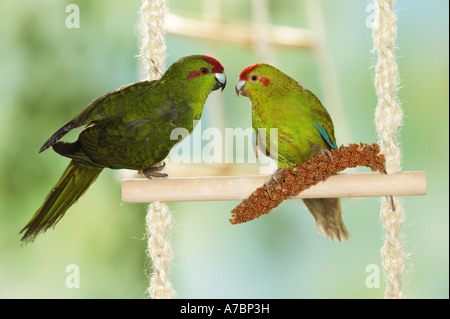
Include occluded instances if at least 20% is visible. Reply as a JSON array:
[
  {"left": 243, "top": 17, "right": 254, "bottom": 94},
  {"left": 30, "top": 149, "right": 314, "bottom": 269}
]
[
  {"left": 200, "top": 67, "right": 209, "bottom": 74},
  {"left": 250, "top": 75, "right": 259, "bottom": 82}
]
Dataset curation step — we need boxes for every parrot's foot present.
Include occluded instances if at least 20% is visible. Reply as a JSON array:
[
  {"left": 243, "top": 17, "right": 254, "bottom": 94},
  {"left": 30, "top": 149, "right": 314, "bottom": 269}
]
[
  {"left": 318, "top": 148, "right": 333, "bottom": 162},
  {"left": 310, "top": 144, "right": 334, "bottom": 163},
  {"left": 142, "top": 162, "right": 168, "bottom": 179},
  {"left": 319, "top": 149, "right": 334, "bottom": 164},
  {"left": 265, "top": 168, "right": 286, "bottom": 199}
]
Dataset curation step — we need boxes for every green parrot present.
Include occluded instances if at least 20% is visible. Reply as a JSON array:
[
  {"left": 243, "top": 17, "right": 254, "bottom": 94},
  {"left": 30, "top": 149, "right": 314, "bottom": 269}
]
[
  {"left": 21, "top": 55, "right": 226, "bottom": 243},
  {"left": 235, "top": 63, "right": 349, "bottom": 241}
]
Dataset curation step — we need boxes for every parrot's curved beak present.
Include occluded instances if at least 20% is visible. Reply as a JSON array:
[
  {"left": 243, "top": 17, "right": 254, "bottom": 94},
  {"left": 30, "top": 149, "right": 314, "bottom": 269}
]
[
  {"left": 235, "top": 79, "right": 246, "bottom": 97},
  {"left": 213, "top": 72, "right": 227, "bottom": 92}
]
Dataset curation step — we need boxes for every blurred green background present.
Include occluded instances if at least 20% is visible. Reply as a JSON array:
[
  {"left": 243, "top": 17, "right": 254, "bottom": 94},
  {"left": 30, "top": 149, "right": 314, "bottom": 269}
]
[{"left": 0, "top": 0, "right": 448, "bottom": 298}]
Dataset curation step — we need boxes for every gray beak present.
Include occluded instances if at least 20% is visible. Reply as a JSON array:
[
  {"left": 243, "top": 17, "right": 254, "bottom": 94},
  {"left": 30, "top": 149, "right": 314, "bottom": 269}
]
[
  {"left": 235, "top": 79, "right": 246, "bottom": 96},
  {"left": 213, "top": 72, "right": 227, "bottom": 91}
]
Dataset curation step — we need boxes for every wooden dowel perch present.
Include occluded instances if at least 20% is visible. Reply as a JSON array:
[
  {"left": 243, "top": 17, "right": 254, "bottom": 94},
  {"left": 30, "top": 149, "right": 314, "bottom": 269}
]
[
  {"left": 122, "top": 171, "right": 425, "bottom": 203},
  {"left": 122, "top": 144, "right": 426, "bottom": 224}
]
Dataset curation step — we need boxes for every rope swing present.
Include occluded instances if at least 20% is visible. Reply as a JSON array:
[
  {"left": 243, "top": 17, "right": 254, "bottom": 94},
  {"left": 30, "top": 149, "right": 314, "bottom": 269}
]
[
  {"left": 372, "top": 0, "right": 406, "bottom": 299},
  {"left": 132, "top": 0, "right": 422, "bottom": 299},
  {"left": 139, "top": 0, "right": 174, "bottom": 299}
]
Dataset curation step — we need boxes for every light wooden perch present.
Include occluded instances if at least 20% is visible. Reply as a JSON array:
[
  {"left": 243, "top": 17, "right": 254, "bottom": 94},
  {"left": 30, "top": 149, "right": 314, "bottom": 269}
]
[{"left": 122, "top": 171, "right": 426, "bottom": 203}]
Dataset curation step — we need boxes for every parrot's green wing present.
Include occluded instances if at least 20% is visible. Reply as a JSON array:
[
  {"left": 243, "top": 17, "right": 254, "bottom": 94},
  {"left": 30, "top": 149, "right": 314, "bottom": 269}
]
[
  {"left": 76, "top": 108, "right": 180, "bottom": 170},
  {"left": 303, "top": 89, "right": 337, "bottom": 150},
  {"left": 39, "top": 80, "right": 157, "bottom": 153},
  {"left": 254, "top": 88, "right": 337, "bottom": 167}
]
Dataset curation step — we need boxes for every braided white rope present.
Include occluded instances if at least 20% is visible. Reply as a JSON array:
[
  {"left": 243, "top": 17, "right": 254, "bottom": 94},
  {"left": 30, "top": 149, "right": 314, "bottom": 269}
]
[
  {"left": 146, "top": 201, "right": 174, "bottom": 298},
  {"left": 140, "top": 0, "right": 166, "bottom": 81},
  {"left": 139, "top": 0, "right": 174, "bottom": 299},
  {"left": 372, "top": 0, "right": 405, "bottom": 299}
]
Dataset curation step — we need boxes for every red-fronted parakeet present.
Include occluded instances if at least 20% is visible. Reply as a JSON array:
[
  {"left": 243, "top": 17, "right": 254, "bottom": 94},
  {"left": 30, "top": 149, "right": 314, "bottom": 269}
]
[
  {"left": 21, "top": 55, "right": 226, "bottom": 242},
  {"left": 235, "top": 63, "right": 349, "bottom": 241}
]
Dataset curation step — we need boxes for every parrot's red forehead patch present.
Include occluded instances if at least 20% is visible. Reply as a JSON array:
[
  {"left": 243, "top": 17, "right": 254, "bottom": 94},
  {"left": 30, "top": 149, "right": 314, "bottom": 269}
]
[
  {"left": 239, "top": 64, "right": 271, "bottom": 87},
  {"left": 202, "top": 55, "right": 224, "bottom": 73},
  {"left": 239, "top": 63, "right": 260, "bottom": 80}
]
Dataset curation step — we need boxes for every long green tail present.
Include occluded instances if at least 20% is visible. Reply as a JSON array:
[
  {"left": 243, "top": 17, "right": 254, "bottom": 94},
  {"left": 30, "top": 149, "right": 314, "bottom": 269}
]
[{"left": 21, "top": 160, "right": 103, "bottom": 243}]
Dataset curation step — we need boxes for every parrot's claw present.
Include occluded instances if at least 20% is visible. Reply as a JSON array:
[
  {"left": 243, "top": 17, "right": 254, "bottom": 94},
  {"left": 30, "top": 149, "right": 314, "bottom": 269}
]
[
  {"left": 318, "top": 148, "right": 334, "bottom": 163},
  {"left": 142, "top": 162, "right": 168, "bottom": 179},
  {"left": 310, "top": 144, "right": 334, "bottom": 164},
  {"left": 265, "top": 168, "right": 286, "bottom": 199}
]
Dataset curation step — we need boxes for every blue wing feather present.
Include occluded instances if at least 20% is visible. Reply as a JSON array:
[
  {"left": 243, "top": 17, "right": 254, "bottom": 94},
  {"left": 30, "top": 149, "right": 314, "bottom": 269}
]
[{"left": 314, "top": 122, "right": 337, "bottom": 149}]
